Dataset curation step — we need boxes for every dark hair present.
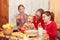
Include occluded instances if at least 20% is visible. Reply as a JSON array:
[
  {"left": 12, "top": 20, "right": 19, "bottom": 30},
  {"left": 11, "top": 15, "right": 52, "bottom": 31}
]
[
  {"left": 18, "top": 4, "right": 25, "bottom": 10},
  {"left": 43, "top": 11, "right": 54, "bottom": 21},
  {"left": 36, "top": 8, "right": 44, "bottom": 17}
]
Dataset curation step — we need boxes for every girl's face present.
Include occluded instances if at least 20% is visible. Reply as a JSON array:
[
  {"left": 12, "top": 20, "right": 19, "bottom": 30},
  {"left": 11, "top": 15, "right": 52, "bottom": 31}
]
[
  {"left": 36, "top": 11, "right": 41, "bottom": 17},
  {"left": 27, "top": 16, "right": 33, "bottom": 22},
  {"left": 42, "top": 14, "right": 51, "bottom": 23}
]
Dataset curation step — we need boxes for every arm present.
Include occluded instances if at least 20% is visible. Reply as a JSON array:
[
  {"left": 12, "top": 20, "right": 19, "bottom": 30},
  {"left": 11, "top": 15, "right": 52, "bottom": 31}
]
[
  {"left": 47, "top": 23, "right": 57, "bottom": 37},
  {"left": 16, "top": 15, "right": 20, "bottom": 26},
  {"left": 41, "top": 19, "right": 45, "bottom": 29}
]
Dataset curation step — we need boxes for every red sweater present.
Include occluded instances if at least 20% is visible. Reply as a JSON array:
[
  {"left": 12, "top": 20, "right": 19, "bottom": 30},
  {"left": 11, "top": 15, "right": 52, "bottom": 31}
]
[
  {"left": 45, "top": 21, "right": 57, "bottom": 40},
  {"left": 33, "top": 16, "right": 45, "bottom": 29}
]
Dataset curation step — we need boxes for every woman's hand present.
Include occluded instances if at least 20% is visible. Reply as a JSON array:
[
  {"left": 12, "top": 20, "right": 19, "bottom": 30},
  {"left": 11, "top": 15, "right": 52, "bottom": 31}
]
[
  {"left": 18, "top": 26, "right": 21, "bottom": 31},
  {"left": 16, "top": 15, "right": 20, "bottom": 22}
]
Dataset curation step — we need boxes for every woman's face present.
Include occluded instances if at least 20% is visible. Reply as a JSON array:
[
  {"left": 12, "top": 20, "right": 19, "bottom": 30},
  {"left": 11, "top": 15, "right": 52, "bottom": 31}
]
[
  {"left": 36, "top": 11, "right": 41, "bottom": 17},
  {"left": 18, "top": 6, "right": 25, "bottom": 13},
  {"left": 42, "top": 14, "right": 51, "bottom": 23}
]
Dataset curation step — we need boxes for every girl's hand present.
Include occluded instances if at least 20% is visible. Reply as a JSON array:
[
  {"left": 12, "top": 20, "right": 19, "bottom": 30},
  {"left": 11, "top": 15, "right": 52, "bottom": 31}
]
[
  {"left": 43, "top": 30, "right": 47, "bottom": 34},
  {"left": 42, "top": 33, "right": 49, "bottom": 40}
]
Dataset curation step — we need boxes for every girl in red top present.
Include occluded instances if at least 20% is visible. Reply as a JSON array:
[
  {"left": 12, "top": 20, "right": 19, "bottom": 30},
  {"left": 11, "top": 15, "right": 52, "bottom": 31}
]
[
  {"left": 42, "top": 11, "right": 57, "bottom": 40},
  {"left": 33, "top": 9, "right": 45, "bottom": 29}
]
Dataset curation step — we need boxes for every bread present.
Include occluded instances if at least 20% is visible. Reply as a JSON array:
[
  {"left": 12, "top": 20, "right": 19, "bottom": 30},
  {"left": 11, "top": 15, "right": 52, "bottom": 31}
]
[
  {"left": 11, "top": 32, "right": 24, "bottom": 38},
  {"left": 25, "top": 30, "right": 38, "bottom": 36}
]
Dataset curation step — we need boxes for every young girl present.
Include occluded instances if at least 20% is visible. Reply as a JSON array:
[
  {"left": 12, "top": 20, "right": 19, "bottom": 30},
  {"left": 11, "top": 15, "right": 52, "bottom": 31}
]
[
  {"left": 42, "top": 11, "right": 57, "bottom": 40},
  {"left": 33, "top": 8, "right": 45, "bottom": 30},
  {"left": 21, "top": 15, "right": 35, "bottom": 33}
]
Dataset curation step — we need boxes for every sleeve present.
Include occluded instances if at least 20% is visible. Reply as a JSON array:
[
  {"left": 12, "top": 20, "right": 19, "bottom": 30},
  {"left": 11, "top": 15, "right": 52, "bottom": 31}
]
[
  {"left": 33, "top": 16, "right": 38, "bottom": 29},
  {"left": 41, "top": 19, "right": 45, "bottom": 29},
  {"left": 33, "top": 16, "right": 36, "bottom": 23},
  {"left": 47, "top": 22, "right": 57, "bottom": 37}
]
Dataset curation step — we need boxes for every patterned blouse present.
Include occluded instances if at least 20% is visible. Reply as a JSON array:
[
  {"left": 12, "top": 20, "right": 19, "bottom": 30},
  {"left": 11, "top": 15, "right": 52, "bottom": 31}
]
[{"left": 17, "top": 13, "right": 27, "bottom": 28}]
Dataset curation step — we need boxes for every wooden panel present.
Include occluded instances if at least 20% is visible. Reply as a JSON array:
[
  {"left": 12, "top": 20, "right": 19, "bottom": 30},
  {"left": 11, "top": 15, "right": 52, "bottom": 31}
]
[
  {"left": 50, "top": 0, "right": 60, "bottom": 29},
  {"left": 0, "top": 0, "right": 9, "bottom": 27},
  {"left": 0, "top": 0, "right": 2, "bottom": 27}
]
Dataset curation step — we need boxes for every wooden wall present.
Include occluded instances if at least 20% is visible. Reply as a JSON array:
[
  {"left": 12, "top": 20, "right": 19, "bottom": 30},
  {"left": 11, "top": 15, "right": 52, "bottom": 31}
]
[
  {"left": 0, "top": 0, "right": 9, "bottom": 27},
  {"left": 50, "top": 0, "right": 60, "bottom": 29}
]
